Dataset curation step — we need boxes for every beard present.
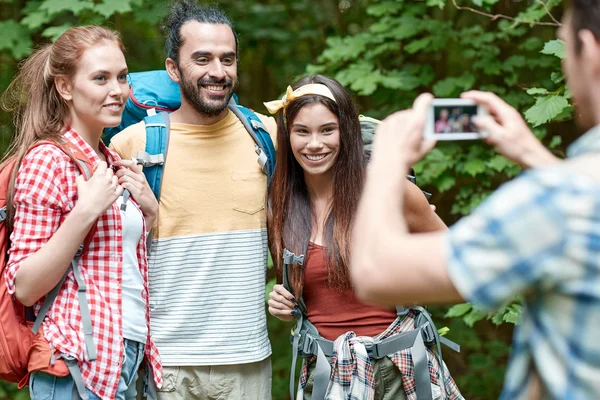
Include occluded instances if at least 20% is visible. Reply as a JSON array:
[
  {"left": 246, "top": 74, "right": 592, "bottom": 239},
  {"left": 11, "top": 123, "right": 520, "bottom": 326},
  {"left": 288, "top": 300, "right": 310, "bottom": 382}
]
[{"left": 178, "top": 68, "right": 238, "bottom": 117}]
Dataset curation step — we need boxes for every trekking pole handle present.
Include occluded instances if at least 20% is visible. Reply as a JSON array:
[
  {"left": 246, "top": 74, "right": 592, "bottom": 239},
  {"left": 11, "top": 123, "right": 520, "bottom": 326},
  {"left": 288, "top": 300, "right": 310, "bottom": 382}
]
[{"left": 283, "top": 249, "right": 304, "bottom": 266}]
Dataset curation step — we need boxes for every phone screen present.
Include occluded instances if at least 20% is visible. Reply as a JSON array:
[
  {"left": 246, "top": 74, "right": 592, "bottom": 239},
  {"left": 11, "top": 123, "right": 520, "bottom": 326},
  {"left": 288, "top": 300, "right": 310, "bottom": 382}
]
[{"left": 433, "top": 105, "right": 478, "bottom": 135}]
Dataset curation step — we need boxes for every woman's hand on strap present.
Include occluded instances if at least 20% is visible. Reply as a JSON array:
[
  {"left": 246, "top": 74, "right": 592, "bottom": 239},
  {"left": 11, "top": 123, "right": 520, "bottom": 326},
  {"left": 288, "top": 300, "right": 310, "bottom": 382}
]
[
  {"left": 114, "top": 159, "right": 158, "bottom": 226},
  {"left": 268, "top": 284, "right": 297, "bottom": 321},
  {"left": 74, "top": 161, "right": 123, "bottom": 219}
]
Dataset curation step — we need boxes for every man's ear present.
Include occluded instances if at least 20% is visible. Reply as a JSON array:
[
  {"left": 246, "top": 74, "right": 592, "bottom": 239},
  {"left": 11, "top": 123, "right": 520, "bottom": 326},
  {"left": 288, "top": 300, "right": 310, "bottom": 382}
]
[
  {"left": 166, "top": 58, "right": 181, "bottom": 83},
  {"left": 55, "top": 76, "right": 73, "bottom": 101},
  {"left": 578, "top": 30, "right": 600, "bottom": 74}
]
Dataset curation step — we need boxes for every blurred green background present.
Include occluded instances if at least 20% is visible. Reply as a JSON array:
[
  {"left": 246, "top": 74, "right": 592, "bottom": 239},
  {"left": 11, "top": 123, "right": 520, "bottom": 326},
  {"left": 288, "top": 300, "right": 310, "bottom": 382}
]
[{"left": 0, "top": 0, "right": 572, "bottom": 398}]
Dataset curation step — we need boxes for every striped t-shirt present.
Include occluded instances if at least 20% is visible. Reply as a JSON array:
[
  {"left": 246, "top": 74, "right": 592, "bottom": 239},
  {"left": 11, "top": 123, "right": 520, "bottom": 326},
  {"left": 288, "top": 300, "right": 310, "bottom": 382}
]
[{"left": 110, "top": 110, "right": 276, "bottom": 365}]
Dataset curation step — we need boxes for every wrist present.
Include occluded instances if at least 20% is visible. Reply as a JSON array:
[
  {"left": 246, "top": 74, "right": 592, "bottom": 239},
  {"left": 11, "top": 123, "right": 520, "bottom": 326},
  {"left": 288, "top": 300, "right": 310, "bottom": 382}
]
[
  {"left": 143, "top": 202, "right": 158, "bottom": 221},
  {"left": 70, "top": 203, "right": 100, "bottom": 227},
  {"left": 518, "top": 141, "right": 559, "bottom": 169}
]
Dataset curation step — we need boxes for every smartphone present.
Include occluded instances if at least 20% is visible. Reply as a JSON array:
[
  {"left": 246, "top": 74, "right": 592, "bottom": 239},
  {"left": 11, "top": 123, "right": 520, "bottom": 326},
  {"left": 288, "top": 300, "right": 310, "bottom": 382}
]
[{"left": 424, "top": 99, "right": 488, "bottom": 140}]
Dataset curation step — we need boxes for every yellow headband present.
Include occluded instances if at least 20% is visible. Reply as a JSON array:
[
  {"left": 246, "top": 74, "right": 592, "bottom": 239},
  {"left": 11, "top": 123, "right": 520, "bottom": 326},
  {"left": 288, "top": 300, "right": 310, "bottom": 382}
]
[{"left": 263, "top": 84, "right": 336, "bottom": 114}]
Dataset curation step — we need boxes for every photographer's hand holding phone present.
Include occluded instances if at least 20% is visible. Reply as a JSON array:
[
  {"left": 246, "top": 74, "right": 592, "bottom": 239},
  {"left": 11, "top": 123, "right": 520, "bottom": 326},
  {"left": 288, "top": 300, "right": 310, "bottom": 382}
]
[{"left": 461, "top": 90, "right": 560, "bottom": 168}]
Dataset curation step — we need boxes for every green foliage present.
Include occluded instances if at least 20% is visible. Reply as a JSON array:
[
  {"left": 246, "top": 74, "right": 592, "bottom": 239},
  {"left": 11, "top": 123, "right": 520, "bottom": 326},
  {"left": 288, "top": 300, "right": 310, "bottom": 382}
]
[
  {"left": 310, "top": 1, "right": 571, "bottom": 398},
  {"left": 0, "top": 21, "right": 32, "bottom": 59}
]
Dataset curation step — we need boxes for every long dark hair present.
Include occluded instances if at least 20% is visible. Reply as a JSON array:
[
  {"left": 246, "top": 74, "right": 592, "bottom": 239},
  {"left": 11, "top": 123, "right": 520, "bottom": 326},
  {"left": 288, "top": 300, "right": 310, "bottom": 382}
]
[{"left": 268, "top": 75, "right": 364, "bottom": 297}]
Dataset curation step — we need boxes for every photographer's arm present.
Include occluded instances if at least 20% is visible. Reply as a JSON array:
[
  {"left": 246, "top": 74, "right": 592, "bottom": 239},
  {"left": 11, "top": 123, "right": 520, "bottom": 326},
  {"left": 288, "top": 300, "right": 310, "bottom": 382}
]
[
  {"left": 351, "top": 94, "right": 462, "bottom": 306},
  {"left": 462, "top": 91, "right": 560, "bottom": 169}
]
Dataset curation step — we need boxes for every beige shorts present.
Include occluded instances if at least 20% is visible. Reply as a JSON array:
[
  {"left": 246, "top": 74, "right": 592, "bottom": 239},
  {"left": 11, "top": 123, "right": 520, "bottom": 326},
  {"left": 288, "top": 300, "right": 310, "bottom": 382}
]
[{"left": 154, "top": 357, "right": 272, "bottom": 400}]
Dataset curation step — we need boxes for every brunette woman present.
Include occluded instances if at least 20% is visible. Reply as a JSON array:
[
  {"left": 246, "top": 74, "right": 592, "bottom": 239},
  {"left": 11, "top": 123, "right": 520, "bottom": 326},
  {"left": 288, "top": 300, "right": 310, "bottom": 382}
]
[
  {"left": 265, "top": 75, "right": 463, "bottom": 400},
  {"left": 1, "top": 26, "right": 161, "bottom": 399}
]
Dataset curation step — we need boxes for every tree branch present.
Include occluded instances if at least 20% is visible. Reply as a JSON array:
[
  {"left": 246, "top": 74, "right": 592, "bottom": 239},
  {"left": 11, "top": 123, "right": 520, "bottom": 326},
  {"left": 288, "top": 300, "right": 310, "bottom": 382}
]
[
  {"left": 451, "top": 0, "right": 562, "bottom": 27},
  {"left": 536, "top": 0, "right": 562, "bottom": 26}
]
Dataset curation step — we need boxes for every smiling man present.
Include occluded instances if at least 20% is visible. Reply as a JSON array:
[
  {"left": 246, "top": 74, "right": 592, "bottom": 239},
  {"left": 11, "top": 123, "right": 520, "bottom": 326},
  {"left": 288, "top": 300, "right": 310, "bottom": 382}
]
[
  {"left": 110, "top": 1, "right": 276, "bottom": 399},
  {"left": 352, "top": 1, "right": 600, "bottom": 399}
]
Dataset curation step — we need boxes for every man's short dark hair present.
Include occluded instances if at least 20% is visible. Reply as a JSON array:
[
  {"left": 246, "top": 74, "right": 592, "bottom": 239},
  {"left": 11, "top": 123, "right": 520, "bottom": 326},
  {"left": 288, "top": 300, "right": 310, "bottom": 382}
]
[
  {"left": 570, "top": 0, "right": 600, "bottom": 52},
  {"left": 163, "top": 0, "right": 239, "bottom": 62}
]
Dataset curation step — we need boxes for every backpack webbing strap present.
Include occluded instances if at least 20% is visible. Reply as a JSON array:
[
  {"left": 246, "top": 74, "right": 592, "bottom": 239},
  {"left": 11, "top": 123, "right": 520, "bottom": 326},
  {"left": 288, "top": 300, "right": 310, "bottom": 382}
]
[
  {"left": 283, "top": 248, "right": 307, "bottom": 400},
  {"left": 227, "top": 101, "right": 276, "bottom": 179},
  {"left": 27, "top": 143, "right": 98, "bottom": 363},
  {"left": 71, "top": 248, "right": 96, "bottom": 361},
  {"left": 31, "top": 269, "right": 69, "bottom": 334},
  {"left": 301, "top": 324, "right": 434, "bottom": 399},
  {"left": 411, "top": 306, "right": 460, "bottom": 399},
  {"left": 61, "top": 354, "right": 89, "bottom": 400},
  {"left": 396, "top": 305, "right": 410, "bottom": 316},
  {"left": 290, "top": 314, "right": 303, "bottom": 400},
  {"left": 32, "top": 245, "right": 96, "bottom": 361},
  {"left": 140, "top": 113, "right": 171, "bottom": 201},
  {"left": 312, "top": 341, "right": 332, "bottom": 400}
]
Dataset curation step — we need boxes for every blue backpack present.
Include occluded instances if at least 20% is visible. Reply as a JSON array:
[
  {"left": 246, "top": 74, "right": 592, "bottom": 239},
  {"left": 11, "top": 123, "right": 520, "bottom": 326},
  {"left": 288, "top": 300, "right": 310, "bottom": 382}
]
[{"left": 103, "top": 70, "right": 276, "bottom": 200}]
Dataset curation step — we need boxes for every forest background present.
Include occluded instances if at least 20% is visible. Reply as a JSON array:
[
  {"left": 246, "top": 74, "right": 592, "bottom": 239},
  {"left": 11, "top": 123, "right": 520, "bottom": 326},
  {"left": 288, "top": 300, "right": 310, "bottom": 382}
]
[{"left": 0, "top": 0, "right": 573, "bottom": 398}]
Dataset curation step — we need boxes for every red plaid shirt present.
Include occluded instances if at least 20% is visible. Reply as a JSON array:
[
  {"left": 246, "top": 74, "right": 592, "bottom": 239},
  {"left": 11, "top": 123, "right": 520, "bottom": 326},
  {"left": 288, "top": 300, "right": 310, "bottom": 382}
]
[{"left": 4, "top": 129, "right": 162, "bottom": 399}]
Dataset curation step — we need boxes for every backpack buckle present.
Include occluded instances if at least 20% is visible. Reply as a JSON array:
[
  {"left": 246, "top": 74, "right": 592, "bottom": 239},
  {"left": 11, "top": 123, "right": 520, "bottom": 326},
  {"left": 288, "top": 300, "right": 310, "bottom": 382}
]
[
  {"left": 360, "top": 337, "right": 380, "bottom": 358},
  {"left": 255, "top": 145, "right": 268, "bottom": 173}
]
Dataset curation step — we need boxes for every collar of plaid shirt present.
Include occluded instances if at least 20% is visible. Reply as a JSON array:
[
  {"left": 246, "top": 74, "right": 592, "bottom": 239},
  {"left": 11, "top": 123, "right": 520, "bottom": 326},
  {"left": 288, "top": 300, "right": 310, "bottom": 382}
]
[{"left": 7, "top": 128, "right": 162, "bottom": 398}]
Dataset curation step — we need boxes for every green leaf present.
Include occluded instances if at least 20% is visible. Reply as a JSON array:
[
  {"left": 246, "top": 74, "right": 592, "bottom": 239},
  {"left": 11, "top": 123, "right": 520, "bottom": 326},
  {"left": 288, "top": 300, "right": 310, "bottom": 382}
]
[
  {"left": 463, "top": 158, "right": 487, "bottom": 176},
  {"left": 42, "top": 24, "right": 72, "bottom": 41},
  {"left": 437, "top": 326, "right": 450, "bottom": 336},
  {"left": 518, "top": 36, "right": 543, "bottom": 51},
  {"left": 524, "top": 95, "right": 570, "bottom": 126},
  {"left": 21, "top": 9, "right": 48, "bottom": 29},
  {"left": 541, "top": 39, "right": 565, "bottom": 59},
  {"left": 445, "top": 303, "right": 472, "bottom": 318},
  {"left": 487, "top": 155, "right": 515, "bottom": 172},
  {"left": 379, "top": 69, "right": 423, "bottom": 91},
  {"left": 526, "top": 87, "right": 548, "bottom": 96},
  {"left": 39, "top": 0, "right": 93, "bottom": 15},
  {"left": 435, "top": 174, "right": 456, "bottom": 192},
  {"left": 463, "top": 308, "right": 487, "bottom": 327},
  {"left": 549, "top": 135, "right": 562, "bottom": 149},
  {"left": 94, "top": 0, "right": 134, "bottom": 18},
  {"left": 0, "top": 21, "right": 32, "bottom": 58},
  {"left": 335, "top": 63, "right": 381, "bottom": 95},
  {"left": 320, "top": 34, "right": 370, "bottom": 64},
  {"left": 367, "top": 1, "right": 403, "bottom": 17},
  {"left": 404, "top": 37, "right": 432, "bottom": 54},
  {"left": 433, "top": 74, "right": 476, "bottom": 97},
  {"left": 550, "top": 71, "right": 565, "bottom": 84},
  {"left": 502, "top": 304, "right": 522, "bottom": 324},
  {"left": 384, "top": 16, "right": 425, "bottom": 40},
  {"left": 426, "top": 0, "right": 445, "bottom": 9}
]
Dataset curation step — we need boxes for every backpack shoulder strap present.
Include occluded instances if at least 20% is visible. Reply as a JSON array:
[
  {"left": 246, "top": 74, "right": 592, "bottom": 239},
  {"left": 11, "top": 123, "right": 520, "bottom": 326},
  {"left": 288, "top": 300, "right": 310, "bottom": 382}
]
[
  {"left": 27, "top": 140, "right": 98, "bottom": 361},
  {"left": 137, "top": 112, "right": 170, "bottom": 201},
  {"left": 227, "top": 102, "right": 276, "bottom": 179}
]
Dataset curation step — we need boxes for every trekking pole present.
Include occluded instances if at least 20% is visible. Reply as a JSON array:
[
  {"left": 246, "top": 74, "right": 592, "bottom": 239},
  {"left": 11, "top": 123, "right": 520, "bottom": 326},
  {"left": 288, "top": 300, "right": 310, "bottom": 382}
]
[{"left": 282, "top": 248, "right": 305, "bottom": 400}]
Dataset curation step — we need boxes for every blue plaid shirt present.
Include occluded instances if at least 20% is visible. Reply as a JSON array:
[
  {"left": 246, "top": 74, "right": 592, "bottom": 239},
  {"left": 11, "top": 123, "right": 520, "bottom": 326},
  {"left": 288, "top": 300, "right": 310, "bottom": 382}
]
[{"left": 446, "top": 125, "right": 600, "bottom": 400}]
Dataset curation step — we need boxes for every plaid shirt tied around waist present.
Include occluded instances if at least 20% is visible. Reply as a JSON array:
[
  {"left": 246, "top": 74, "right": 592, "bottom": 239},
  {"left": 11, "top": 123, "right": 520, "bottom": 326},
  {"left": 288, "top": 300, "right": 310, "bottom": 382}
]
[
  {"left": 4, "top": 128, "right": 162, "bottom": 399},
  {"left": 299, "top": 310, "right": 463, "bottom": 400}
]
